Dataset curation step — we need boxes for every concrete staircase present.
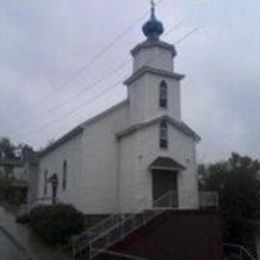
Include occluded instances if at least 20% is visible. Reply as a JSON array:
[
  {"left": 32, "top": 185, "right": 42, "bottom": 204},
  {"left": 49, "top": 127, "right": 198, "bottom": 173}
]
[
  {"left": 93, "top": 209, "right": 223, "bottom": 260},
  {"left": 72, "top": 191, "right": 220, "bottom": 260}
]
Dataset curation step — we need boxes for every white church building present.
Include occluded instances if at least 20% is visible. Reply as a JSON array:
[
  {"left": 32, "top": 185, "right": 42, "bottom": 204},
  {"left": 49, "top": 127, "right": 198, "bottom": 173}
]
[{"left": 38, "top": 5, "right": 201, "bottom": 215}]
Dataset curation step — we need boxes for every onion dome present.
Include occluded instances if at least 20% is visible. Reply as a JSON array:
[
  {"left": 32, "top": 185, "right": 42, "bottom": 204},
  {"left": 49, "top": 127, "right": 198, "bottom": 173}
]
[{"left": 142, "top": 1, "right": 164, "bottom": 40}]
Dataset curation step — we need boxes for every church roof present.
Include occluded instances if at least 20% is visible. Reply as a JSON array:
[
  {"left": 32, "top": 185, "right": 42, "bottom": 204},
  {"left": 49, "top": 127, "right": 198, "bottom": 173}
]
[
  {"left": 38, "top": 125, "right": 84, "bottom": 158},
  {"left": 124, "top": 66, "right": 185, "bottom": 86},
  {"left": 149, "top": 156, "right": 186, "bottom": 171},
  {"left": 116, "top": 115, "right": 201, "bottom": 142},
  {"left": 39, "top": 100, "right": 128, "bottom": 158}
]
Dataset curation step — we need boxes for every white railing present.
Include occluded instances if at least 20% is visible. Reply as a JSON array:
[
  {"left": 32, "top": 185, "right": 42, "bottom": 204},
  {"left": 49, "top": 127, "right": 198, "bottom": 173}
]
[
  {"left": 153, "top": 191, "right": 178, "bottom": 208},
  {"left": 72, "top": 214, "right": 122, "bottom": 258},
  {"left": 89, "top": 191, "right": 173, "bottom": 259},
  {"left": 199, "top": 191, "right": 219, "bottom": 208},
  {"left": 73, "top": 190, "right": 219, "bottom": 259},
  {"left": 223, "top": 243, "right": 256, "bottom": 260},
  {"left": 90, "top": 249, "right": 149, "bottom": 260}
]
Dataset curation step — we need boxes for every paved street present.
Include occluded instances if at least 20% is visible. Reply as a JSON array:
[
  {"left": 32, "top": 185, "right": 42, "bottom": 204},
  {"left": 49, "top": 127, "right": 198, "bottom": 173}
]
[{"left": 0, "top": 227, "right": 27, "bottom": 260}]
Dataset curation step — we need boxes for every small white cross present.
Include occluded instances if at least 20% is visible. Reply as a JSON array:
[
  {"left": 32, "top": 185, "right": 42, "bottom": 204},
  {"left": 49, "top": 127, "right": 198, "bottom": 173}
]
[{"left": 151, "top": 0, "right": 155, "bottom": 17}]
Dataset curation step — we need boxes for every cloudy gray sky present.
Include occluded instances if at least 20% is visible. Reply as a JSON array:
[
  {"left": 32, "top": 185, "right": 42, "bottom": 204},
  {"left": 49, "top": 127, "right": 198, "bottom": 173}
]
[{"left": 0, "top": 0, "right": 259, "bottom": 162}]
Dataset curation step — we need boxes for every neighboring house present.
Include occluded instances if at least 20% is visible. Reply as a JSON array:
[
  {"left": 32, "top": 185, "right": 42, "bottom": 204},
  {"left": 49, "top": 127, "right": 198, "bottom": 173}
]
[
  {"left": 38, "top": 7, "right": 201, "bottom": 215},
  {"left": 0, "top": 158, "right": 38, "bottom": 205},
  {"left": 0, "top": 158, "right": 27, "bottom": 204},
  {"left": 0, "top": 159, "right": 24, "bottom": 179}
]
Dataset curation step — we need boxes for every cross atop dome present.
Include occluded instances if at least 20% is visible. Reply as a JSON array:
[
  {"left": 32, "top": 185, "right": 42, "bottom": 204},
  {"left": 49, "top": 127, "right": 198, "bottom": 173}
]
[
  {"left": 142, "top": 0, "right": 164, "bottom": 41},
  {"left": 151, "top": 0, "right": 155, "bottom": 18}
]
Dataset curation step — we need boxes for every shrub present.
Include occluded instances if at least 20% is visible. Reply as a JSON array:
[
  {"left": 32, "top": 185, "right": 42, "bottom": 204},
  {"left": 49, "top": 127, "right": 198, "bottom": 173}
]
[
  {"left": 30, "top": 203, "right": 84, "bottom": 245},
  {"left": 16, "top": 213, "right": 30, "bottom": 224}
]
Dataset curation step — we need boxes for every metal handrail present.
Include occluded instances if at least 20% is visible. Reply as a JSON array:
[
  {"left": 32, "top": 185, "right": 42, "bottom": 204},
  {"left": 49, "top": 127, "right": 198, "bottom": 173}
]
[
  {"left": 88, "top": 214, "right": 123, "bottom": 235},
  {"left": 89, "top": 191, "right": 174, "bottom": 259},
  {"left": 73, "top": 191, "right": 175, "bottom": 258},
  {"left": 223, "top": 243, "right": 256, "bottom": 260},
  {"left": 72, "top": 214, "right": 122, "bottom": 257},
  {"left": 73, "top": 190, "right": 219, "bottom": 259},
  {"left": 153, "top": 190, "right": 178, "bottom": 208},
  {"left": 91, "top": 249, "right": 149, "bottom": 260}
]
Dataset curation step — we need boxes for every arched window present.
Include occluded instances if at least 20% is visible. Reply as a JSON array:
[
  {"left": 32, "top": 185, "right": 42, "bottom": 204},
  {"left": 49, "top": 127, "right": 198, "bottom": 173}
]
[
  {"left": 159, "top": 120, "right": 168, "bottom": 149},
  {"left": 159, "top": 81, "right": 167, "bottom": 108},
  {"left": 62, "top": 160, "right": 67, "bottom": 191},
  {"left": 44, "top": 170, "right": 48, "bottom": 196}
]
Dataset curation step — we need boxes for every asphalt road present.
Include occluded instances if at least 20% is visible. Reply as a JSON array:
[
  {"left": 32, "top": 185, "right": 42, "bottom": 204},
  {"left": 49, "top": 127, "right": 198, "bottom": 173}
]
[{"left": 0, "top": 227, "right": 28, "bottom": 260}]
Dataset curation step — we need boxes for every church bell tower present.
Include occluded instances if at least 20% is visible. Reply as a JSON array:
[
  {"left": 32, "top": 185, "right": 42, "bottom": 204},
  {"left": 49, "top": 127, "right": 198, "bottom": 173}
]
[{"left": 124, "top": 1, "right": 185, "bottom": 126}]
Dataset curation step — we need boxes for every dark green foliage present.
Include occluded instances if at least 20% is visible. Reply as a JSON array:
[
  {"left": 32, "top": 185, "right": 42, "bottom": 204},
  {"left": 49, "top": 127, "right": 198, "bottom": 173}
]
[
  {"left": 16, "top": 213, "right": 30, "bottom": 224},
  {"left": 0, "top": 136, "right": 36, "bottom": 161},
  {"left": 199, "top": 153, "right": 260, "bottom": 250},
  {"left": 0, "top": 137, "right": 16, "bottom": 159},
  {"left": 30, "top": 203, "right": 84, "bottom": 245}
]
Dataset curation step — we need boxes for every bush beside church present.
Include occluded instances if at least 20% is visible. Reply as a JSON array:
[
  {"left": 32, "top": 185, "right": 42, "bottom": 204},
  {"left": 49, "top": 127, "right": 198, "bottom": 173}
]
[{"left": 30, "top": 203, "right": 84, "bottom": 245}]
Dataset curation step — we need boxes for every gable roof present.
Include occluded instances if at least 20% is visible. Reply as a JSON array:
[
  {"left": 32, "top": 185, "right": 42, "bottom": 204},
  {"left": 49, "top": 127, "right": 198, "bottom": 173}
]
[
  {"left": 38, "top": 125, "right": 84, "bottom": 158},
  {"left": 149, "top": 156, "right": 186, "bottom": 171},
  {"left": 116, "top": 115, "right": 201, "bottom": 142},
  {"left": 39, "top": 100, "right": 128, "bottom": 158}
]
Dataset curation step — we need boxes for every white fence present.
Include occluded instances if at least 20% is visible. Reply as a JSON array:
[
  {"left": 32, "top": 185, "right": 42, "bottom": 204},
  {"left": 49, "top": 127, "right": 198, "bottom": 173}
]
[{"left": 199, "top": 191, "right": 219, "bottom": 208}]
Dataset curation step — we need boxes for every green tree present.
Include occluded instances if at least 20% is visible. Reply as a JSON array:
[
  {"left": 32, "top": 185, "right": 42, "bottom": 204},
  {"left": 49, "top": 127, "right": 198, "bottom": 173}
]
[
  {"left": 18, "top": 143, "right": 37, "bottom": 162},
  {"left": 0, "top": 137, "right": 16, "bottom": 159},
  {"left": 0, "top": 137, "right": 36, "bottom": 162},
  {"left": 199, "top": 153, "right": 260, "bottom": 249}
]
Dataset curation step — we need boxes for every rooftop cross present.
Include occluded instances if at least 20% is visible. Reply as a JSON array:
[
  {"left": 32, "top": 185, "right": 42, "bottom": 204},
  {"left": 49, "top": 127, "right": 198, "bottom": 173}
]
[{"left": 151, "top": 0, "right": 155, "bottom": 19}]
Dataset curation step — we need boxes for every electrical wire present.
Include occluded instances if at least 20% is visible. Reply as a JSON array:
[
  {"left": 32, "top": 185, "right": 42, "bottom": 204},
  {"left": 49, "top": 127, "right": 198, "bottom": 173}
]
[
  {"left": 7, "top": 21, "right": 184, "bottom": 136},
  {"left": 16, "top": 27, "right": 201, "bottom": 142}
]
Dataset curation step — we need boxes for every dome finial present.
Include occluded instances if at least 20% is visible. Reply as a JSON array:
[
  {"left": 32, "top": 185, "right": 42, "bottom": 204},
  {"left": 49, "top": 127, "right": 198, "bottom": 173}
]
[{"left": 142, "top": 0, "right": 164, "bottom": 40}]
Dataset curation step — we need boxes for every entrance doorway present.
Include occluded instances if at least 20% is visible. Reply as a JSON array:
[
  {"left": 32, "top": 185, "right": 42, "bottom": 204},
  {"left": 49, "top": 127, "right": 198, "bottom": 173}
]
[
  {"left": 152, "top": 170, "right": 178, "bottom": 207},
  {"left": 149, "top": 156, "right": 185, "bottom": 208}
]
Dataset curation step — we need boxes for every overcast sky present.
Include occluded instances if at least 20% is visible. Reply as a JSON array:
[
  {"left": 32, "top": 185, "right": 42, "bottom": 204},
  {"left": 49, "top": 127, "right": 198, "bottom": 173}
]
[{"left": 0, "top": 0, "right": 259, "bottom": 162}]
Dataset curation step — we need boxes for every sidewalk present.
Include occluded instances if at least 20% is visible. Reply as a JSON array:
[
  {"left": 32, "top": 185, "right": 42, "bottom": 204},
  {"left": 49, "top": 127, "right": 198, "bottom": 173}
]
[
  {"left": 0, "top": 206, "right": 72, "bottom": 260},
  {"left": 0, "top": 226, "right": 28, "bottom": 260}
]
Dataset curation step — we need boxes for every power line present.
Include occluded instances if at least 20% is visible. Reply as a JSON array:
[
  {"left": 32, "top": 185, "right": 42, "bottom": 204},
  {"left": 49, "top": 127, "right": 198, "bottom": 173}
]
[
  {"left": 7, "top": 59, "right": 131, "bottom": 134},
  {"left": 18, "top": 76, "right": 127, "bottom": 140},
  {"left": 16, "top": 26, "right": 200, "bottom": 142},
  {"left": 175, "top": 27, "right": 200, "bottom": 45},
  {"left": 6, "top": 21, "right": 184, "bottom": 135},
  {"left": 2, "top": 0, "right": 164, "bottom": 133},
  {"left": 23, "top": 1, "right": 163, "bottom": 107}
]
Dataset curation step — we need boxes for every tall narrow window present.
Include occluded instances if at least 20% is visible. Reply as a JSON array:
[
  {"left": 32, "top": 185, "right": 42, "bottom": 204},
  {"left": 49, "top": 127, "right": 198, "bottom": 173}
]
[
  {"left": 44, "top": 170, "right": 48, "bottom": 196},
  {"left": 159, "top": 81, "right": 167, "bottom": 108},
  {"left": 159, "top": 120, "right": 168, "bottom": 149},
  {"left": 62, "top": 160, "right": 67, "bottom": 191}
]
